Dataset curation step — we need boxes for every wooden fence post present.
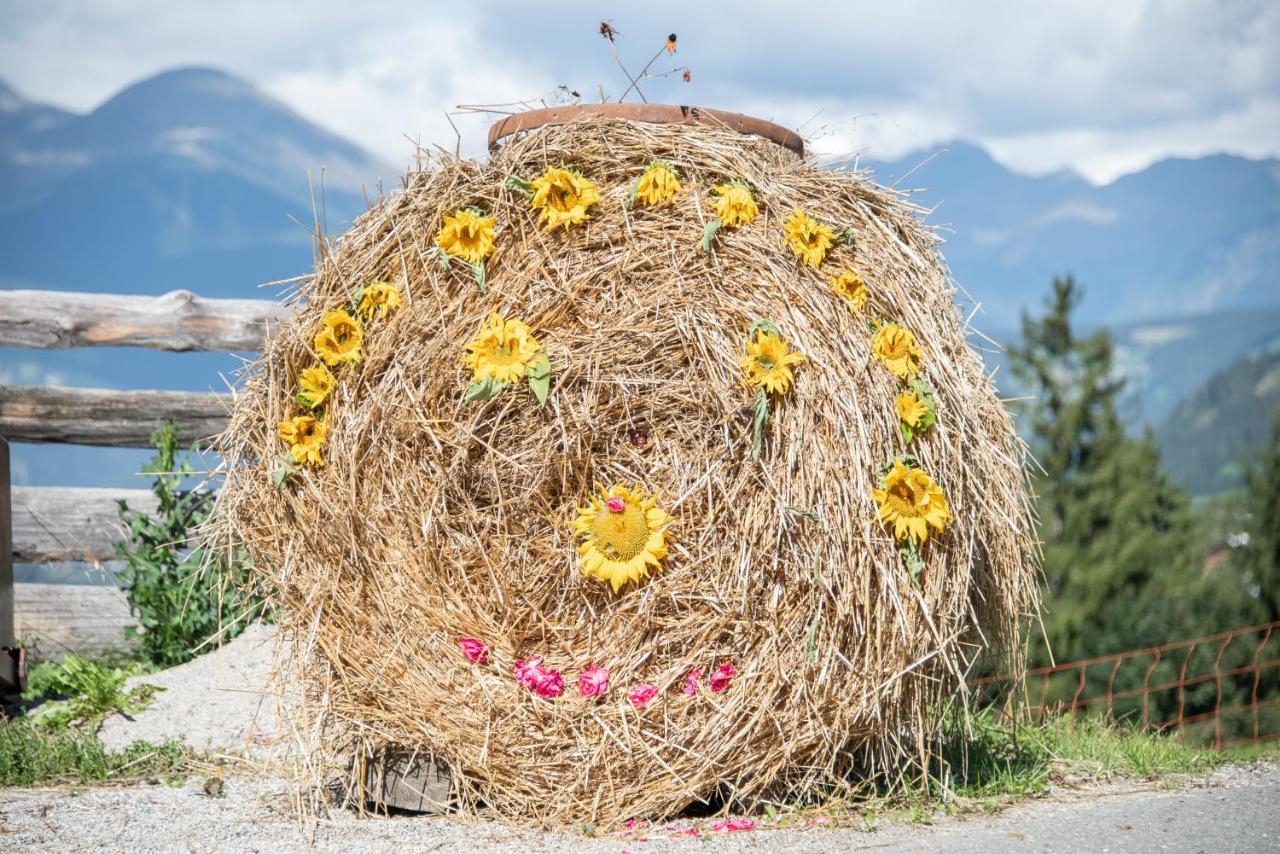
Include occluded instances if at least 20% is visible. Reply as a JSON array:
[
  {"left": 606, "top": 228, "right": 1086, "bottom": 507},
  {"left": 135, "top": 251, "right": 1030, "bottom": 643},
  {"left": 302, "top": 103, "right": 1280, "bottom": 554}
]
[
  {"left": 0, "top": 435, "right": 23, "bottom": 700},
  {"left": 0, "top": 436, "right": 12, "bottom": 649}
]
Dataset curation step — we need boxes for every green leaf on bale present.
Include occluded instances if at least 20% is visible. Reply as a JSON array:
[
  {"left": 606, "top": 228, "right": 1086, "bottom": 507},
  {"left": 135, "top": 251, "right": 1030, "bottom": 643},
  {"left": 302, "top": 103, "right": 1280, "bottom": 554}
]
[
  {"left": 471, "top": 261, "right": 487, "bottom": 294},
  {"left": 901, "top": 539, "right": 925, "bottom": 585},
  {"left": 702, "top": 219, "right": 722, "bottom": 252},
  {"left": 271, "top": 454, "right": 302, "bottom": 489},
  {"left": 464, "top": 378, "right": 509, "bottom": 404},
  {"left": 749, "top": 318, "right": 781, "bottom": 339},
  {"left": 526, "top": 354, "right": 551, "bottom": 407},
  {"left": 295, "top": 393, "right": 315, "bottom": 409},
  {"left": 505, "top": 175, "right": 535, "bottom": 198},
  {"left": 438, "top": 251, "right": 451, "bottom": 272},
  {"left": 751, "top": 387, "right": 769, "bottom": 460},
  {"left": 900, "top": 421, "right": 914, "bottom": 445}
]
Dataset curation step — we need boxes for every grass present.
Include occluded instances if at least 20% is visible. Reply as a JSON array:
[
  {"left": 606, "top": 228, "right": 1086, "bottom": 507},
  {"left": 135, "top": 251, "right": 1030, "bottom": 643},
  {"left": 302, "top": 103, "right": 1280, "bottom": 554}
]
[{"left": 0, "top": 717, "right": 190, "bottom": 788}]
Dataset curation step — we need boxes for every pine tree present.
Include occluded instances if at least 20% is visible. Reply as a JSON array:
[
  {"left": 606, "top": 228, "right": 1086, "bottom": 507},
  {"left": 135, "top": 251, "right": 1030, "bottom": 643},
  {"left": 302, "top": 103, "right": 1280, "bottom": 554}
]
[
  {"left": 1242, "top": 405, "right": 1280, "bottom": 623},
  {"left": 1008, "top": 277, "right": 1239, "bottom": 664}
]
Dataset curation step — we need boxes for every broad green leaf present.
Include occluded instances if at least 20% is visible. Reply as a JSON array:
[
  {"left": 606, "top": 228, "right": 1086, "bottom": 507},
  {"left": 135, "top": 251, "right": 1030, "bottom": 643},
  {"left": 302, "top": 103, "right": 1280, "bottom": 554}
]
[
  {"left": 472, "top": 261, "right": 487, "bottom": 294},
  {"left": 900, "top": 422, "right": 913, "bottom": 445},
  {"left": 749, "top": 318, "right": 781, "bottom": 339},
  {"left": 352, "top": 287, "right": 365, "bottom": 311},
  {"left": 919, "top": 409, "right": 936, "bottom": 431},
  {"left": 505, "top": 175, "right": 535, "bottom": 198},
  {"left": 464, "top": 378, "right": 508, "bottom": 404},
  {"left": 527, "top": 354, "right": 551, "bottom": 406},
  {"left": 702, "top": 219, "right": 721, "bottom": 252},
  {"left": 295, "top": 393, "right": 315, "bottom": 409}
]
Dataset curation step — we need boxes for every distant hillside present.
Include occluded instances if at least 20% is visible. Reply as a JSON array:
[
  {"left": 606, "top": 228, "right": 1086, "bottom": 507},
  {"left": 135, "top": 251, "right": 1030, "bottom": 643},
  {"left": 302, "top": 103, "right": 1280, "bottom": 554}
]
[
  {"left": 1157, "top": 348, "right": 1280, "bottom": 495},
  {"left": 866, "top": 143, "right": 1280, "bottom": 327}
]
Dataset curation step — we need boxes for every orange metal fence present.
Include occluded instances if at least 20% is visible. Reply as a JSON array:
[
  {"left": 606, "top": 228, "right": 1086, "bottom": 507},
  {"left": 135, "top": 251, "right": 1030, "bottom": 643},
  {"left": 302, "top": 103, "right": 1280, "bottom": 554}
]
[{"left": 974, "top": 620, "right": 1280, "bottom": 749}]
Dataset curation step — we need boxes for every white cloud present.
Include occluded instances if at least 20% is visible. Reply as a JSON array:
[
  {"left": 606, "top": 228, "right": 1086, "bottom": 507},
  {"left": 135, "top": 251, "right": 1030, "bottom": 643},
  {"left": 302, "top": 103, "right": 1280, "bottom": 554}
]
[{"left": 0, "top": 0, "right": 1276, "bottom": 183}]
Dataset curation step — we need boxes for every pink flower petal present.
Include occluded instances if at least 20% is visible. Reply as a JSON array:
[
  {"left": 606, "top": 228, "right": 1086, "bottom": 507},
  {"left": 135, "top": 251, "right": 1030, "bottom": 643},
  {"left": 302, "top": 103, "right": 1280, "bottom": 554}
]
[
  {"left": 711, "top": 818, "right": 756, "bottom": 833},
  {"left": 628, "top": 683, "right": 658, "bottom": 709},
  {"left": 458, "top": 637, "right": 489, "bottom": 664},
  {"left": 670, "top": 826, "right": 701, "bottom": 837},
  {"left": 709, "top": 662, "right": 737, "bottom": 693},
  {"left": 606, "top": 496, "right": 626, "bottom": 513},
  {"left": 578, "top": 664, "right": 610, "bottom": 697},
  {"left": 682, "top": 667, "right": 703, "bottom": 696}
]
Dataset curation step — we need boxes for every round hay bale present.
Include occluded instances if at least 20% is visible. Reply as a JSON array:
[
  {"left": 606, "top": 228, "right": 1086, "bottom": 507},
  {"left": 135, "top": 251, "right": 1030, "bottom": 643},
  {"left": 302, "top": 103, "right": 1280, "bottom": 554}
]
[{"left": 214, "top": 111, "right": 1039, "bottom": 825}]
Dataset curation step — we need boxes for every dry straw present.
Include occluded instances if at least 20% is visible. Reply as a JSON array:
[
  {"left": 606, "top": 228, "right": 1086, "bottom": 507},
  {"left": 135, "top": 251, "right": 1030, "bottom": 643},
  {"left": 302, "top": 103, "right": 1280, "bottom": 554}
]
[{"left": 212, "top": 115, "right": 1039, "bottom": 825}]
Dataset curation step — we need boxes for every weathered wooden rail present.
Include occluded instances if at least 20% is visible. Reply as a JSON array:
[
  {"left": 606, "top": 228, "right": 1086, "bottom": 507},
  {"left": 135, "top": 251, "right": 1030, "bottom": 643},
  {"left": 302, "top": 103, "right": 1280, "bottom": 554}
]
[{"left": 1, "top": 288, "right": 281, "bottom": 659}]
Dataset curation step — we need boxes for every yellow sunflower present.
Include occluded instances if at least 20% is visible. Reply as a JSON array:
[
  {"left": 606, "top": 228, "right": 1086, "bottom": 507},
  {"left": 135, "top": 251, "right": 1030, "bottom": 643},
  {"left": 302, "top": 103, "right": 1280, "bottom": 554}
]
[
  {"left": 573, "top": 483, "right": 669, "bottom": 592},
  {"left": 741, "top": 330, "right": 807, "bottom": 395},
  {"left": 434, "top": 209, "right": 496, "bottom": 264},
  {"left": 530, "top": 167, "right": 601, "bottom": 231},
  {"left": 279, "top": 414, "right": 327, "bottom": 466},
  {"left": 873, "top": 459, "right": 951, "bottom": 544},
  {"left": 462, "top": 311, "right": 543, "bottom": 385},
  {"left": 870, "top": 322, "right": 922, "bottom": 380},
  {"left": 357, "top": 281, "right": 403, "bottom": 318},
  {"left": 830, "top": 269, "right": 869, "bottom": 312},
  {"left": 633, "top": 162, "right": 681, "bottom": 208},
  {"left": 314, "top": 309, "right": 363, "bottom": 367},
  {"left": 896, "top": 389, "right": 929, "bottom": 427},
  {"left": 783, "top": 208, "right": 836, "bottom": 268},
  {"left": 710, "top": 182, "right": 758, "bottom": 228},
  {"left": 297, "top": 364, "right": 336, "bottom": 408}
]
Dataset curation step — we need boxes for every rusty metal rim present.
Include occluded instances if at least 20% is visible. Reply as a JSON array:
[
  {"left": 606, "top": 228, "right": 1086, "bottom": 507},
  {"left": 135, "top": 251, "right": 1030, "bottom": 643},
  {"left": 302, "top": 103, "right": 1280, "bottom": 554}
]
[{"left": 487, "top": 104, "right": 804, "bottom": 156}]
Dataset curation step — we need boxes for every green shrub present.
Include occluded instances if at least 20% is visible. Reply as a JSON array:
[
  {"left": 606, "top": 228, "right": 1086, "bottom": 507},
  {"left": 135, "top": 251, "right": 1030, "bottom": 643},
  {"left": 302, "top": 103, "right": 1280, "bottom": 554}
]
[
  {"left": 22, "top": 655, "right": 160, "bottom": 730},
  {"left": 116, "top": 422, "right": 264, "bottom": 668}
]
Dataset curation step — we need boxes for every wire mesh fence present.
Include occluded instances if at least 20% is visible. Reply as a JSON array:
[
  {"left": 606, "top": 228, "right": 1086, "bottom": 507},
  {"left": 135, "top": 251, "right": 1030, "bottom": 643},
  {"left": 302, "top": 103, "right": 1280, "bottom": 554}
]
[{"left": 975, "top": 621, "right": 1280, "bottom": 749}]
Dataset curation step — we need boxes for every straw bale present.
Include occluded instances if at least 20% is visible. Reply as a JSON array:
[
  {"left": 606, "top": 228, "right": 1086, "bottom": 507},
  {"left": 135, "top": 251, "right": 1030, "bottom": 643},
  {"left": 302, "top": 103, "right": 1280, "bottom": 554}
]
[{"left": 212, "top": 115, "right": 1039, "bottom": 825}]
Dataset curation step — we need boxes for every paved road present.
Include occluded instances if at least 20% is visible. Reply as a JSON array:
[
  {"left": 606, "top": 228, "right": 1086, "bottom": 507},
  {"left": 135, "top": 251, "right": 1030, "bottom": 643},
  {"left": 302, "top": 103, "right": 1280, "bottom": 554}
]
[{"left": 3, "top": 764, "right": 1276, "bottom": 852}]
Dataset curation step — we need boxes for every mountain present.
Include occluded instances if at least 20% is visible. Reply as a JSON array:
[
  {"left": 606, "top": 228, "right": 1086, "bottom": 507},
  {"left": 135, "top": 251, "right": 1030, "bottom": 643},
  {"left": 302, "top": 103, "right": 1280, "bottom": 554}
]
[
  {"left": 1157, "top": 347, "right": 1280, "bottom": 496},
  {"left": 0, "top": 67, "right": 391, "bottom": 277},
  {"left": 0, "top": 68, "right": 395, "bottom": 490},
  {"left": 866, "top": 143, "right": 1280, "bottom": 327}
]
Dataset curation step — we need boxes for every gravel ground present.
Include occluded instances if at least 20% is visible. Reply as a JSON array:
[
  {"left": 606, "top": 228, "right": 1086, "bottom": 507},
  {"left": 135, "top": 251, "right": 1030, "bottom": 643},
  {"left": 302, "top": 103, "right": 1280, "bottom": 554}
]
[
  {"left": 98, "top": 623, "right": 282, "bottom": 754},
  {"left": 2, "top": 763, "right": 1277, "bottom": 852}
]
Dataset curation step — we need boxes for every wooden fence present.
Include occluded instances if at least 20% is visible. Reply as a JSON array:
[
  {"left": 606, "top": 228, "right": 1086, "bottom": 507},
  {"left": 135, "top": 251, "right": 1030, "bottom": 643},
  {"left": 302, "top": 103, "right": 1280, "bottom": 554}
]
[{"left": 0, "top": 288, "right": 286, "bottom": 657}]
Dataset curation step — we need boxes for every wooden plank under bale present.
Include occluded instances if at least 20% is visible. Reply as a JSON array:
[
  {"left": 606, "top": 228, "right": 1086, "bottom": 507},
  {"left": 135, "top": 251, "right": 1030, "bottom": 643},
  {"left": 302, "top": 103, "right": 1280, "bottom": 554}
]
[
  {"left": 0, "top": 386, "right": 229, "bottom": 447},
  {"left": 11, "top": 486, "right": 157, "bottom": 563},
  {"left": 0, "top": 288, "right": 287, "bottom": 352}
]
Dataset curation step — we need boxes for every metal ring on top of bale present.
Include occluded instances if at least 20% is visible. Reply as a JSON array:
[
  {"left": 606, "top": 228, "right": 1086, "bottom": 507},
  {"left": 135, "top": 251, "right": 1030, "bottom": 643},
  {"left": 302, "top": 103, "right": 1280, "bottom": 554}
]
[{"left": 211, "top": 107, "right": 1040, "bottom": 826}]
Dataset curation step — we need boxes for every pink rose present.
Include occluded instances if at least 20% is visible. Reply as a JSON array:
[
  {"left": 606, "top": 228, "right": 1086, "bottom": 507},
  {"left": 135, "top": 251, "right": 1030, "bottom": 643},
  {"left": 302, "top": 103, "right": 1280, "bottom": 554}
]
[
  {"left": 515, "top": 656, "right": 564, "bottom": 698},
  {"left": 682, "top": 667, "right": 702, "bottom": 696},
  {"left": 628, "top": 683, "right": 658, "bottom": 709},
  {"left": 457, "top": 637, "right": 488, "bottom": 664},
  {"left": 711, "top": 819, "right": 756, "bottom": 833},
  {"left": 605, "top": 496, "right": 626, "bottom": 513},
  {"left": 578, "top": 664, "right": 609, "bottom": 697},
  {"left": 709, "top": 662, "right": 736, "bottom": 693},
  {"left": 534, "top": 668, "right": 564, "bottom": 698}
]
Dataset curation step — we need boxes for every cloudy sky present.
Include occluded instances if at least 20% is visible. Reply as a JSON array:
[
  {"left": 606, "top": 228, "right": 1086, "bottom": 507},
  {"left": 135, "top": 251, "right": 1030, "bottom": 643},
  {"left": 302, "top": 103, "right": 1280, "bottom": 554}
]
[{"left": 1, "top": 0, "right": 1277, "bottom": 183}]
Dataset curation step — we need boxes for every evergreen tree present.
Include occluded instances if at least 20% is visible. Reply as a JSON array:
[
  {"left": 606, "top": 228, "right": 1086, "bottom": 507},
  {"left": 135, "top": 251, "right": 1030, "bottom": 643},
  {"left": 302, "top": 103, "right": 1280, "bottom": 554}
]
[
  {"left": 1008, "top": 277, "right": 1246, "bottom": 665},
  {"left": 1242, "top": 405, "right": 1280, "bottom": 623}
]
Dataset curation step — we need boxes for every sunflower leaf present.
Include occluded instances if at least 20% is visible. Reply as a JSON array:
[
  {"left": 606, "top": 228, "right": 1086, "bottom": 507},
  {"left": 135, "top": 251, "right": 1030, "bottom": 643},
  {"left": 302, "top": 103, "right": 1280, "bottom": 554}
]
[
  {"left": 900, "top": 422, "right": 913, "bottom": 445},
  {"left": 295, "top": 393, "right": 316, "bottom": 409},
  {"left": 702, "top": 220, "right": 721, "bottom": 252},
  {"left": 438, "top": 251, "right": 451, "bottom": 272},
  {"left": 749, "top": 318, "right": 781, "bottom": 338},
  {"left": 505, "top": 175, "right": 535, "bottom": 199},
  {"left": 464, "top": 378, "right": 508, "bottom": 404},
  {"left": 751, "top": 388, "right": 769, "bottom": 460},
  {"left": 919, "top": 408, "right": 936, "bottom": 432},
  {"left": 834, "top": 226, "right": 857, "bottom": 247},
  {"left": 527, "top": 354, "right": 551, "bottom": 407},
  {"left": 627, "top": 178, "right": 640, "bottom": 209},
  {"left": 351, "top": 287, "right": 365, "bottom": 312},
  {"left": 271, "top": 454, "right": 302, "bottom": 489},
  {"left": 901, "top": 540, "right": 925, "bottom": 585},
  {"left": 805, "top": 604, "right": 821, "bottom": 664},
  {"left": 471, "top": 261, "right": 487, "bottom": 294}
]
